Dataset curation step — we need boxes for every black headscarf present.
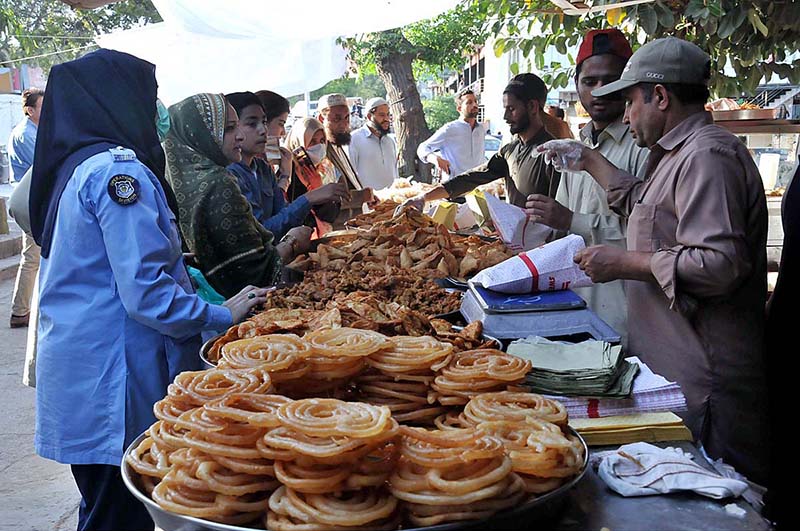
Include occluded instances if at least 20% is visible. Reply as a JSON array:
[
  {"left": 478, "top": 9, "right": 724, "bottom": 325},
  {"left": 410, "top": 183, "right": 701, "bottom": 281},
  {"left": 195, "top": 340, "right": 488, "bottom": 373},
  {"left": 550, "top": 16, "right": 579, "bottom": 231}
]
[{"left": 29, "top": 48, "right": 178, "bottom": 258}]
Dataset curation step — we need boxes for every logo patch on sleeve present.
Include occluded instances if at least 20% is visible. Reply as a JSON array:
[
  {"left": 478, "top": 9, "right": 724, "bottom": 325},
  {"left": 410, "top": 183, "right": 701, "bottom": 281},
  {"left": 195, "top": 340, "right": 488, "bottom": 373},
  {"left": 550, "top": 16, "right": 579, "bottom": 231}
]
[{"left": 107, "top": 174, "right": 140, "bottom": 206}]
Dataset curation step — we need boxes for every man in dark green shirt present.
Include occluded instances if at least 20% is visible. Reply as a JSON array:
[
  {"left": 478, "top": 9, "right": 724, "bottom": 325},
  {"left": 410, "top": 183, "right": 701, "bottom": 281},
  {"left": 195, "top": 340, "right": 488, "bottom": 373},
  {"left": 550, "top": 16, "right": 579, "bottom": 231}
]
[{"left": 405, "top": 73, "right": 560, "bottom": 209}]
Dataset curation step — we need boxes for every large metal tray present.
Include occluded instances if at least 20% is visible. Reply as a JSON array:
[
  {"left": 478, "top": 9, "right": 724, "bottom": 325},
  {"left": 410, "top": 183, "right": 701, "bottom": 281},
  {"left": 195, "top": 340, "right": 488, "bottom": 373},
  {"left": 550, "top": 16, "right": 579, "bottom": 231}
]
[
  {"left": 200, "top": 327, "right": 503, "bottom": 370},
  {"left": 122, "top": 428, "right": 588, "bottom": 531},
  {"left": 711, "top": 108, "right": 782, "bottom": 121}
]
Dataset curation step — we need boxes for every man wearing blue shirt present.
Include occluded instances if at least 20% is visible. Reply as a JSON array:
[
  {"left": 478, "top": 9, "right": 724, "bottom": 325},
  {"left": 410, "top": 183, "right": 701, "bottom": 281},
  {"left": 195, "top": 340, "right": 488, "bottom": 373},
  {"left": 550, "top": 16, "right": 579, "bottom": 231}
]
[
  {"left": 7, "top": 88, "right": 42, "bottom": 182},
  {"left": 7, "top": 88, "right": 44, "bottom": 328}
]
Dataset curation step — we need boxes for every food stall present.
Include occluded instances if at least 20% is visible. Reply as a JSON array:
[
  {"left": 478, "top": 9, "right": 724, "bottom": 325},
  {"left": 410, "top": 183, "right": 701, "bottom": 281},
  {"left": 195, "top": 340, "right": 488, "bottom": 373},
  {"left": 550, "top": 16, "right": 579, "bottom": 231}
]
[
  {"left": 711, "top": 93, "right": 800, "bottom": 288},
  {"left": 120, "top": 203, "right": 771, "bottom": 531}
]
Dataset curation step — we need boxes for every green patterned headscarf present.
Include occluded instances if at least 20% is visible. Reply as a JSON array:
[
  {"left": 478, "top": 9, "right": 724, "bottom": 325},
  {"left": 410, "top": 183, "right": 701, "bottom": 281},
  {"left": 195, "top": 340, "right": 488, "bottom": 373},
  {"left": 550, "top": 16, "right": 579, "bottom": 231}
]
[{"left": 164, "top": 93, "right": 282, "bottom": 297}]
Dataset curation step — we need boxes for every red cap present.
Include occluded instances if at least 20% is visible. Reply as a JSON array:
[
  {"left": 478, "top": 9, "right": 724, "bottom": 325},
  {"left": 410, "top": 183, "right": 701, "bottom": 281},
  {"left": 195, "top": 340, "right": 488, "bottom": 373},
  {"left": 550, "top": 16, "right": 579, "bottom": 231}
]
[{"left": 576, "top": 29, "right": 633, "bottom": 66}]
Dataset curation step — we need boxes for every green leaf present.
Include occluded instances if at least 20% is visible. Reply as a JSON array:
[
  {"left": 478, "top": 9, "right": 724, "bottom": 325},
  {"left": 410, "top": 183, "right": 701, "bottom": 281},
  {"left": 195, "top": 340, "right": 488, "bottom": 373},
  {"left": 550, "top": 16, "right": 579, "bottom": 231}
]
[
  {"left": 717, "top": 53, "right": 727, "bottom": 71},
  {"left": 556, "top": 40, "right": 567, "bottom": 55},
  {"left": 707, "top": 1, "right": 724, "bottom": 18},
  {"left": 521, "top": 39, "right": 534, "bottom": 57},
  {"left": 510, "top": 62, "right": 519, "bottom": 76},
  {"left": 637, "top": 4, "right": 658, "bottom": 34},
  {"left": 702, "top": 17, "right": 718, "bottom": 35},
  {"left": 732, "top": 5, "right": 747, "bottom": 28},
  {"left": 717, "top": 9, "right": 740, "bottom": 40},
  {"left": 493, "top": 38, "right": 506, "bottom": 58},
  {"left": 654, "top": 2, "right": 675, "bottom": 29},
  {"left": 685, "top": 0, "right": 707, "bottom": 19}
]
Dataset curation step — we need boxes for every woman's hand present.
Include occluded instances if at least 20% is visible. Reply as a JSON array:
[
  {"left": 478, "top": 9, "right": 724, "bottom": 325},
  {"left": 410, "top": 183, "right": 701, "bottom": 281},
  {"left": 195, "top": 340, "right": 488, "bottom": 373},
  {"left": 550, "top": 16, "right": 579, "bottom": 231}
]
[
  {"left": 223, "top": 285, "right": 273, "bottom": 323},
  {"left": 278, "top": 147, "right": 294, "bottom": 177}
]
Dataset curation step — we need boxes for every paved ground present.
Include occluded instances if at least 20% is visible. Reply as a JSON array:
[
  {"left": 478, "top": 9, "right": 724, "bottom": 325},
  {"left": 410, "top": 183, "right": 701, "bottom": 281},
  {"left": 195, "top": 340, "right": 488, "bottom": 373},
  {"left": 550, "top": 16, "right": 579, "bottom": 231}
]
[{"left": 0, "top": 277, "right": 80, "bottom": 531}]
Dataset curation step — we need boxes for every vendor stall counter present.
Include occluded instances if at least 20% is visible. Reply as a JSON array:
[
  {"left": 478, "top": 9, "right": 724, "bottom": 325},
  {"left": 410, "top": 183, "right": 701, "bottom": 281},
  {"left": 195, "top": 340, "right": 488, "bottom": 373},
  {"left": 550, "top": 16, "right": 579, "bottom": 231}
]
[{"left": 555, "top": 442, "right": 770, "bottom": 531}]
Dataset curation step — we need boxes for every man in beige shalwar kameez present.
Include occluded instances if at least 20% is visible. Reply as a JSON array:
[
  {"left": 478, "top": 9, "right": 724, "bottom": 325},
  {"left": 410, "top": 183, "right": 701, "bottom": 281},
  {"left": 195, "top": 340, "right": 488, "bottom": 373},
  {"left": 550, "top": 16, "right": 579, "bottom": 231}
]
[{"left": 538, "top": 37, "right": 770, "bottom": 484}]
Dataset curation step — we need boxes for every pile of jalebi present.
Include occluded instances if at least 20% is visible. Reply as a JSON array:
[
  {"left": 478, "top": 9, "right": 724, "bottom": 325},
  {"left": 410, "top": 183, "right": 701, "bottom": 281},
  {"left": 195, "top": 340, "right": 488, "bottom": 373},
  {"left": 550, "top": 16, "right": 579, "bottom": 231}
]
[
  {"left": 389, "top": 426, "right": 526, "bottom": 526},
  {"left": 435, "top": 391, "right": 584, "bottom": 494},
  {"left": 263, "top": 399, "right": 401, "bottom": 530},
  {"left": 206, "top": 306, "right": 494, "bottom": 365},
  {"left": 127, "top": 334, "right": 584, "bottom": 529},
  {"left": 357, "top": 335, "right": 454, "bottom": 424},
  {"left": 127, "top": 369, "right": 278, "bottom": 525},
  {"left": 432, "top": 349, "right": 532, "bottom": 405}
]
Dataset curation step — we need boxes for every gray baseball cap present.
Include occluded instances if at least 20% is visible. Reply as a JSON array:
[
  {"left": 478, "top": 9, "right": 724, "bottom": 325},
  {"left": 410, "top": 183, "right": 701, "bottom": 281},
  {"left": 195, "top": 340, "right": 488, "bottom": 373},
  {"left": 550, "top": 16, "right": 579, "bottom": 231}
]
[{"left": 592, "top": 37, "right": 711, "bottom": 98}]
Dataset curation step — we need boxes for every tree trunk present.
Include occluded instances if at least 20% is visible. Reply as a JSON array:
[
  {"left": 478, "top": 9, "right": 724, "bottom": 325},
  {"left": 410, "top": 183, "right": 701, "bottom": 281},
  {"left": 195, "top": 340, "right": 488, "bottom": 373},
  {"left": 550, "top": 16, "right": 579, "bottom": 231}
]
[{"left": 376, "top": 48, "right": 433, "bottom": 182}]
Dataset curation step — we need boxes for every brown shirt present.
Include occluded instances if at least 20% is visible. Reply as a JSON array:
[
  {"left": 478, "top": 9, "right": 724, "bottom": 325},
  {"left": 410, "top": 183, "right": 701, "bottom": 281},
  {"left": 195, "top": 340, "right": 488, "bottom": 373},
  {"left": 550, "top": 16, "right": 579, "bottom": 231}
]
[
  {"left": 606, "top": 111, "right": 769, "bottom": 483},
  {"left": 443, "top": 126, "right": 560, "bottom": 207}
]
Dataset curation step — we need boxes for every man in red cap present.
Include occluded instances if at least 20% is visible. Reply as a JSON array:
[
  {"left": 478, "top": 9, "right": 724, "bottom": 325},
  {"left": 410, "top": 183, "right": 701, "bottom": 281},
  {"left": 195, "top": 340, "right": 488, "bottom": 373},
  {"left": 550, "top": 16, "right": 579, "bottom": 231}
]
[{"left": 524, "top": 29, "right": 649, "bottom": 345}]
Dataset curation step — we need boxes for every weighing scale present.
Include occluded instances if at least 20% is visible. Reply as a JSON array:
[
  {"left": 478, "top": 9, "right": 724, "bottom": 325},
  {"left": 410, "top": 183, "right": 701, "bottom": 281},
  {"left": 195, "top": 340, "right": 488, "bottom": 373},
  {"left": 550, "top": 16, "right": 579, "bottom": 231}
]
[{"left": 461, "top": 284, "right": 620, "bottom": 343}]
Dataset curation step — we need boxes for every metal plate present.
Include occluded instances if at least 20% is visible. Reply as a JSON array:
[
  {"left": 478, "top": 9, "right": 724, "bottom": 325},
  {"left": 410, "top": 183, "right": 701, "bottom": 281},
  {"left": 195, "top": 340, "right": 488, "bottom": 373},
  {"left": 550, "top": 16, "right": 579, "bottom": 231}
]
[
  {"left": 200, "top": 327, "right": 503, "bottom": 370},
  {"left": 122, "top": 429, "right": 588, "bottom": 531},
  {"left": 200, "top": 334, "right": 223, "bottom": 369},
  {"left": 711, "top": 108, "right": 781, "bottom": 121}
]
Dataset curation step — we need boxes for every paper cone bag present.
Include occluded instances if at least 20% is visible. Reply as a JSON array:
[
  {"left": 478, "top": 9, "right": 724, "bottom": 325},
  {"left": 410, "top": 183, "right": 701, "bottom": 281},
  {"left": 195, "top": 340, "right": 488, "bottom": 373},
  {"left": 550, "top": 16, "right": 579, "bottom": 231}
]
[
  {"left": 483, "top": 192, "right": 551, "bottom": 252},
  {"left": 472, "top": 234, "right": 593, "bottom": 293}
]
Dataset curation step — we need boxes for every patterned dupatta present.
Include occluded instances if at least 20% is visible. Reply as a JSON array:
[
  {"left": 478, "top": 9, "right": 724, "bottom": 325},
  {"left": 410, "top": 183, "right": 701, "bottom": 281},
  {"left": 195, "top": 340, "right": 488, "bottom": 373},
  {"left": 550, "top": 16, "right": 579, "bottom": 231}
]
[{"left": 164, "top": 93, "right": 282, "bottom": 296}]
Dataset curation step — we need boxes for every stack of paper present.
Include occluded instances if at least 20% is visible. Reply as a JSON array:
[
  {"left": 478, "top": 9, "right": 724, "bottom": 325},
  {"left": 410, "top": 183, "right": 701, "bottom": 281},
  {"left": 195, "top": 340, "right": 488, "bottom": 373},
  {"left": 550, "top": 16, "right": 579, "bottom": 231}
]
[
  {"left": 546, "top": 357, "right": 687, "bottom": 419},
  {"left": 570, "top": 412, "right": 693, "bottom": 446},
  {"left": 508, "top": 336, "right": 638, "bottom": 397}
]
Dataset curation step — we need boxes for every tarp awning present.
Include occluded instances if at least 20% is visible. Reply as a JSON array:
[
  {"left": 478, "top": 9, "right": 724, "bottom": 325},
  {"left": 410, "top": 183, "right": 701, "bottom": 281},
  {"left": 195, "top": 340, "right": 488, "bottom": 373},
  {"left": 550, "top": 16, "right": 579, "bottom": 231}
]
[{"left": 96, "top": 0, "right": 459, "bottom": 103}]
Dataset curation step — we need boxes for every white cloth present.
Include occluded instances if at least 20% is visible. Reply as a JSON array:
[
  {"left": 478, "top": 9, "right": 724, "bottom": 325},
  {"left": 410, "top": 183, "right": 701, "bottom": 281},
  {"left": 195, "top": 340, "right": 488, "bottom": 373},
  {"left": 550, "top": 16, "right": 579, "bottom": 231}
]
[
  {"left": 348, "top": 125, "right": 398, "bottom": 190},
  {"left": 97, "top": 0, "right": 459, "bottom": 104},
  {"left": 598, "top": 442, "right": 749, "bottom": 500},
  {"left": 417, "top": 120, "right": 486, "bottom": 181},
  {"left": 97, "top": 24, "right": 347, "bottom": 104},
  {"left": 151, "top": 0, "right": 459, "bottom": 39}
]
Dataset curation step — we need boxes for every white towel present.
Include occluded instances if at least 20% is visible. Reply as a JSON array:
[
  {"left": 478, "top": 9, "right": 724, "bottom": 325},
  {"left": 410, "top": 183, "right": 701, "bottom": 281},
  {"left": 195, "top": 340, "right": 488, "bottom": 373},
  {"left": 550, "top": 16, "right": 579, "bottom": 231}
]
[{"left": 598, "top": 442, "right": 748, "bottom": 500}]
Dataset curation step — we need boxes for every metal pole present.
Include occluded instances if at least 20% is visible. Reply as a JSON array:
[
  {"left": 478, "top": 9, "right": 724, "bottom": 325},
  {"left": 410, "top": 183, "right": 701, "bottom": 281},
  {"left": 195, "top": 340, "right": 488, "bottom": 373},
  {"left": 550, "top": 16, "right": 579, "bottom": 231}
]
[{"left": 304, "top": 90, "right": 311, "bottom": 117}]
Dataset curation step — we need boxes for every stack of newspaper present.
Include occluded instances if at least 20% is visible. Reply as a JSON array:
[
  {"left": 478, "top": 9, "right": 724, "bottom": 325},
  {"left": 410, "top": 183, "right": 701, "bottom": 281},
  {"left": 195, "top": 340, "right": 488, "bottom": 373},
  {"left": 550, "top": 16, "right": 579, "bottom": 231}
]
[
  {"left": 547, "top": 357, "right": 687, "bottom": 420},
  {"left": 508, "top": 336, "right": 638, "bottom": 397}
]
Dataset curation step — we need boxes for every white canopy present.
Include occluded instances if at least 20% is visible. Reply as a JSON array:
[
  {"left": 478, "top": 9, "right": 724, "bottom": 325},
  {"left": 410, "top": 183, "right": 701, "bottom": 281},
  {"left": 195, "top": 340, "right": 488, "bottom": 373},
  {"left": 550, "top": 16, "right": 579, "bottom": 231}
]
[{"left": 96, "top": 0, "right": 459, "bottom": 103}]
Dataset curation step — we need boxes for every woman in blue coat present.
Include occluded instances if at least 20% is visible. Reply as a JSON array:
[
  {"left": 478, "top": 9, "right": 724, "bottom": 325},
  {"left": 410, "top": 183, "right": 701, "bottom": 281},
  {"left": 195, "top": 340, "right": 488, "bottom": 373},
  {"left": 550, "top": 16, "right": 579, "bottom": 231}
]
[{"left": 28, "top": 49, "right": 269, "bottom": 531}]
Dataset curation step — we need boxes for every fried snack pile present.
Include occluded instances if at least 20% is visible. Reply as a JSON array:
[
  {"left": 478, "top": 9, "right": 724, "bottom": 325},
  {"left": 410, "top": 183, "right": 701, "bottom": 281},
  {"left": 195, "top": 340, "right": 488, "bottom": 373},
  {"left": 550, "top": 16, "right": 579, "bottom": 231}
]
[
  {"left": 434, "top": 391, "right": 583, "bottom": 495},
  {"left": 207, "top": 306, "right": 494, "bottom": 365},
  {"left": 373, "top": 178, "right": 437, "bottom": 204},
  {"left": 390, "top": 427, "right": 525, "bottom": 527},
  {"left": 357, "top": 335, "right": 454, "bottom": 425},
  {"left": 289, "top": 203, "right": 514, "bottom": 280},
  {"left": 264, "top": 399, "right": 401, "bottom": 530},
  {"left": 266, "top": 267, "right": 461, "bottom": 316},
  {"left": 432, "top": 349, "right": 533, "bottom": 406},
  {"left": 128, "top": 332, "right": 583, "bottom": 529}
]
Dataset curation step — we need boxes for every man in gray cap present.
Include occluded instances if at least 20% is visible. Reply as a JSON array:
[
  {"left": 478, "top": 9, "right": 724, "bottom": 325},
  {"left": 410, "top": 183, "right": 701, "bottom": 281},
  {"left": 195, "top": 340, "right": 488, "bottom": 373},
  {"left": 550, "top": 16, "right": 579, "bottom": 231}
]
[
  {"left": 348, "top": 97, "right": 398, "bottom": 190},
  {"left": 538, "top": 37, "right": 770, "bottom": 484}
]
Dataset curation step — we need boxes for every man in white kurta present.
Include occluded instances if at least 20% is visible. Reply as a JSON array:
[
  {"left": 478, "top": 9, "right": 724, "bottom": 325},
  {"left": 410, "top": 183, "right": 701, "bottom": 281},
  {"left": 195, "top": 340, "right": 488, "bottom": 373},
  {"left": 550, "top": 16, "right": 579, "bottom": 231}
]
[{"left": 524, "top": 29, "right": 648, "bottom": 345}]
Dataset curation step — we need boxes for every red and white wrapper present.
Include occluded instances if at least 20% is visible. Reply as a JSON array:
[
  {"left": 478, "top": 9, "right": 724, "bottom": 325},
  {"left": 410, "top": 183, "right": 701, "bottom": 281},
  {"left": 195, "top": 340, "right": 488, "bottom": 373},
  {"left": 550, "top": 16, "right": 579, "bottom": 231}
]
[
  {"left": 472, "top": 234, "right": 593, "bottom": 293},
  {"left": 483, "top": 192, "right": 550, "bottom": 252}
]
